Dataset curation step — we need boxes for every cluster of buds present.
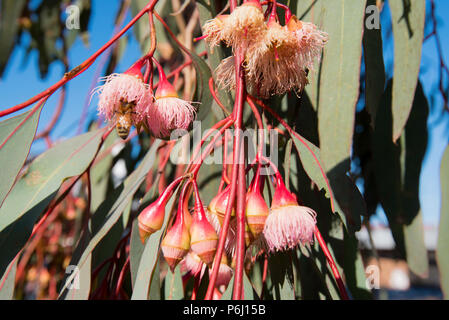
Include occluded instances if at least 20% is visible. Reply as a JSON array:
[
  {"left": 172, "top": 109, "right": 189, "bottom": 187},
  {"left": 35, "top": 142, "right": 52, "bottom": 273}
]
[
  {"left": 137, "top": 180, "right": 224, "bottom": 277},
  {"left": 208, "top": 164, "right": 317, "bottom": 262},
  {"left": 202, "top": 0, "right": 328, "bottom": 98},
  {"left": 95, "top": 58, "right": 196, "bottom": 140}
]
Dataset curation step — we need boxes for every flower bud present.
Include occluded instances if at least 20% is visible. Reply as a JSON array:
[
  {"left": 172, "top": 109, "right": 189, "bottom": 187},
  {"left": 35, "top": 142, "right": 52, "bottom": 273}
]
[
  {"left": 245, "top": 191, "right": 269, "bottom": 238},
  {"left": 137, "top": 197, "right": 167, "bottom": 243},
  {"left": 263, "top": 177, "right": 317, "bottom": 252},
  {"left": 206, "top": 192, "right": 224, "bottom": 233},
  {"left": 161, "top": 219, "right": 191, "bottom": 272},
  {"left": 214, "top": 185, "right": 235, "bottom": 219},
  {"left": 146, "top": 59, "right": 196, "bottom": 140},
  {"left": 190, "top": 215, "right": 219, "bottom": 267},
  {"left": 211, "top": 255, "right": 233, "bottom": 289},
  {"left": 180, "top": 251, "right": 204, "bottom": 277},
  {"left": 190, "top": 183, "right": 219, "bottom": 267}
]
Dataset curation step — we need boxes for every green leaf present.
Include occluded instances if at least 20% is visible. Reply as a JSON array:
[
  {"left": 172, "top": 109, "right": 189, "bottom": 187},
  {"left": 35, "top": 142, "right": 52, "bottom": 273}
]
[
  {"left": 373, "top": 80, "right": 429, "bottom": 273},
  {"left": 64, "top": 251, "right": 92, "bottom": 300},
  {"left": 283, "top": 139, "right": 293, "bottom": 190},
  {"left": 164, "top": 267, "right": 184, "bottom": 300},
  {"left": 0, "top": 0, "right": 27, "bottom": 77},
  {"left": 221, "top": 276, "right": 234, "bottom": 300},
  {"left": 131, "top": 0, "right": 169, "bottom": 55},
  {"left": 0, "top": 259, "right": 17, "bottom": 299},
  {"left": 294, "top": 0, "right": 326, "bottom": 110},
  {"left": 191, "top": 48, "right": 215, "bottom": 122},
  {"left": 343, "top": 231, "right": 372, "bottom": 299},
  {"left": 130, "top": 218, "right": 145, "bottom": 289},
  {"left": 373, "top": 81, "right": 404, "bottom": 252},
  {"left": 363, "top": 0, "right": 386, "bottom": 127},
  {"left": 220, "top": 274, "right": 256, "bottom": 300},
  {"left": 0, "top": 101, "right": 44, "bottom": 207},
  {"left": 403, "top": 209, "right": 428, "bottom": 277},
  {"left": 131, "top": 188, "right": 177, "bottom": 300},
  {"left": 0, "top": 129, "right": 105, "bottom": 279},
  {"left": 437, "top": 144, "right": 449, "bottom": 299},
  {"left": 197, "top": 0, "right": 234, "bottom": 114},
  {"left": 401, "top": 82, "right": 429, "bottom": 277},
  {"left": 389, "top": 0, "right": 426, "bottom": 142},
  {"left": 317, "top": 0, "right": 366, "bottom": 231},
  {"left": 290, "top": 133, "right": 365, "bottom": 232},
  {"left": 59, "top": 140, "right": 162, "bottom": 297}
]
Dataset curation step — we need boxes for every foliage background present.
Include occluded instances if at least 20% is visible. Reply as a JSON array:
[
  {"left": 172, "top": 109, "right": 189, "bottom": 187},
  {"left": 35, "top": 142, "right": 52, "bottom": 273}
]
[{"left": 0, "top": 0, "right": 448, "bottom": 300}]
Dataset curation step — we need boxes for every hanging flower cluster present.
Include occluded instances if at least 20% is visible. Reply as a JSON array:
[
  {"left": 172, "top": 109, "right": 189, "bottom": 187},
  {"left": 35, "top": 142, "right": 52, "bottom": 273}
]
[
  {"left": 135, "top": 157, "right": 318, "bottom": 295},
  {"left": 203, "top": 0, "right": 328, "bottom": 98},
  {"left": 95, "top": 58, "right": 197, "bottom": 140}
]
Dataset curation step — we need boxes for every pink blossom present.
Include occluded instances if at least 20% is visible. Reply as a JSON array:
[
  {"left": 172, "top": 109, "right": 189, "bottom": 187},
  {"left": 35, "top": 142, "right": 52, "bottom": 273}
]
[
  {"left": 146, "top": 97, "right": 196, "bottom": 139},
  {"left": 263, "top": 205, "right": 317, "bottom": 252},
  {"left": 94, "top": 73, "right": 152, "bottom": 124}
]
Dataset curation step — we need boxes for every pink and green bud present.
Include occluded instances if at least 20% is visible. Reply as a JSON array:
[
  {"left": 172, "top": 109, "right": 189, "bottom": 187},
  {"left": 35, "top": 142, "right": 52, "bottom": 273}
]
[
  {"left": 190, "top": 182, "right": 219, "bottom": 267},
  {"left": 161, "top": 218, "right": 191, "bottom": 272}
]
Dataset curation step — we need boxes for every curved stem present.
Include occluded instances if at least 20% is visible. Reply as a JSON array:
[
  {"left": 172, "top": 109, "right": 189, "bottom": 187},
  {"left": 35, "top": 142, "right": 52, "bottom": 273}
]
[
  {"left": 248, "top": 94, "right": 335, "bottom": 212},
  {"left": 314, "top": 226, "right": 350, "bottom": 300},
  {"left": 191, "top": 120, "right": 234, "bottom": 177},
  {"left": 0, "top": 0, "right": 158, "bottom": 118}
]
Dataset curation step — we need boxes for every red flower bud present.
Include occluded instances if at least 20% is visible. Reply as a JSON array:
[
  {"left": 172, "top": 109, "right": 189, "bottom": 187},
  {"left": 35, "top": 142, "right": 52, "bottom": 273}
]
[
  {"left": 190, "top": 182, "right": 219, "bottom": 267},
  {"left": 161, "top": 218, "right": 190, "bottom": 272}
]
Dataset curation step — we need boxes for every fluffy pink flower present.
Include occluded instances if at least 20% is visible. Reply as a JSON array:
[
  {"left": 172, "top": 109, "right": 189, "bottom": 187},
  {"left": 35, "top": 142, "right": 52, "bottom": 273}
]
[
  {"left": 263, "top": 177, "right": 316, "bottom": 252},
  {"left": 221, "top": 0, "right": 267, "bottom": 51},
  {"left": 180, "top": 251, "right": 204, "bottom": 277},
  {"left": 211, "top": 256, "right": 233, "bottom": 289},
  {"left": 202, "top": 15, "right": 229, "bottom": 51},
  {"left": 148, "top": 97, "right": 196, "bottom": 139},
  {"left": 146, "top": 60, "right": 196, "bottom": 139},
  {"left": 95, "top": 69, "right": 152, "bottom": 124},
  {"left": 245, "top": 20, "right": 309, "bottom": 98},
  {"left": 287, "top": 16, "right": 328, "bottom": 71}
]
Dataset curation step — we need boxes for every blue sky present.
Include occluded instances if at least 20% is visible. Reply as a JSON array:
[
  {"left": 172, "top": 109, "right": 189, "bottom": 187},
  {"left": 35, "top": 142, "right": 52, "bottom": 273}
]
[{"left": 0, "top": 0, "right": 448, "bottom": 227}]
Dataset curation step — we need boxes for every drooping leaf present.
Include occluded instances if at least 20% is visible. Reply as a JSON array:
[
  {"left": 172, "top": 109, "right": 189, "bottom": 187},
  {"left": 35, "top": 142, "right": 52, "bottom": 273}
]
[
  {"left": 220, "top": 273, "right": 256, "bottom": 300},
  {"left": 0, "top": 259, "right": 17, "bottom": 299},
  {"left": 317, "top": 0, "right": 366, "bottom": 232},
  {"left": 294, "top": 0, "right": 326, "bottom": 110},
  {"left": 343, "top": 231, "right": 372, "bottom": 299},
  {"left": 63, "top": 251, "right": 92, "bottom": 300},
  {"left": 59, "top": 140, "right": 162, "bottom": 297},
  {"left": 403, "top": 209, "right": 428, "bottom": 278},
  {"left": 373, "top": 81, "right": 404, "bottom": 253},
  {"left": 65, "top": 0, "right": 92, "bottom": 49},
  {"left": 131, "top": 0, "right": 169, "bottom": 56},
  {"left": 437, "top": 144, "right": 449, "bottom": 299},
  {"left": 389, "top": 0, "right": 426, "bottom": 142},
  {"left": 0, "top": 0, "right": 27, "bottom": 77},
  {"left": 0, "top": 129, "right": 105, "bottom": 279},
  {"left": 0, "top": 101, "right": 45, "bottom": 207},
  {"left": 363, "top": 0, "right": 386, "bottom": 127},
  {"left": 130, "top": 218, "right": 146, "bottom": 289},
  {"left": 401, "top": 82, "right": 429, "bottom": 277},
  {"left": 373, "top": 80, "right": 429, "bottom": 273},
  {"left": 290, "top": 132, "right": 365, "bottom": 232},
  {"left": 164, "top": 267, "right": 184, "bottom": 300},
  {"left": 131, "top": 189, "right": 177, "bottom": 300}
]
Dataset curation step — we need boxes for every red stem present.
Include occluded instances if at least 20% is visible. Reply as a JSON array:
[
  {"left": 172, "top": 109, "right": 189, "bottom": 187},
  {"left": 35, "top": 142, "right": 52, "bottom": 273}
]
[
  {"left": 314, "top": 226, "right": 350, "bottom": 300},
  {"left": 191, "top": 120, "right": 234, "bottom": 177},
  {"left": 248, "top": 95, "right": 336, "bottom": 212},
  {"left": 0, "top": 0, "right": 158, "bottom": 118},
  {"left": 115, "top": 257, "right": 130, "bottom": 298}
]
